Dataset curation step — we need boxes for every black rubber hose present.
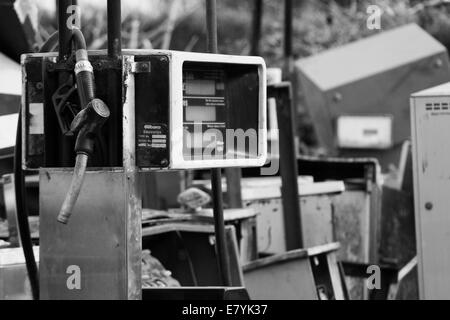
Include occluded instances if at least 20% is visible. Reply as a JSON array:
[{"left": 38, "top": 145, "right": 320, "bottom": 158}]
[
  {"left": 14, "top": 110, "right": 39, "bottom": 300},
  {"left": 40, "top": 28, "right": 87, "bottom": 54},
  {"left": 75, "top": 68, "right": 95, "bottom": 108},
  {"left": 71, "top": 27, "right": 87, "bottom": 51},
  {"left": 73, "top": 27, "right": 94, "bottom": 109}
]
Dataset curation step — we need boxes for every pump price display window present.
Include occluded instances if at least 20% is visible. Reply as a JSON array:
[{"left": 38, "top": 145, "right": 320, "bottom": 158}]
[{"left": 179, "top": 59, "right": 267, "bottom": 169}]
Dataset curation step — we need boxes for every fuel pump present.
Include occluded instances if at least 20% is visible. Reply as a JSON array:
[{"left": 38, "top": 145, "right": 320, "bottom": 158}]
[{"left": 20, "top": 0, "right": 267, "bottom": 299}]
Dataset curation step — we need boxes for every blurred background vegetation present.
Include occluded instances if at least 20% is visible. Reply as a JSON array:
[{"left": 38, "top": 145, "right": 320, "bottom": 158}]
[
  {"left": 34, "top": 0, "right": 450, "bottom": 151},
  {"left": 35, "top": 0, "right": 450, "bottom": 66}
]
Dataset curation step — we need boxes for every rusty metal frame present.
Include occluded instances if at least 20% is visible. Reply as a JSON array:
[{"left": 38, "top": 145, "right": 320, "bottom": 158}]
[{"left": 122, "top": 54, "right": 142, "bottom": 299}]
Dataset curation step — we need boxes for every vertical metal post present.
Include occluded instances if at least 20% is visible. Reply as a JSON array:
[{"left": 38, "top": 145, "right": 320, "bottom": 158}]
[
  {"left": 221, "top": 0, "right": 243, "bottom": 208},
  {"left": 106, "top": 0, "right": 122, "bottom": 166},
  {"left": 123, "top": 56, "right": 142, "bottom": 299},
  {"left": 107, "top": 0, "right": 122, "bottom": 59},
  {"left": 250, "top": 0, "right": 263, "bottom": 56},
  {"left": 272, "top": 84, "right": 303, "bottom": 249},
  {"left": 225, "top": 169, "right": 242, "bottom": 208},
  {"left": 282, "top": 0, "right": 303, "bottom": 249},
  {"left": 58, "top": 0, "right": 73, "bottom": 61},
  {"left": 205, "top": 0, "right": 232, "bottom": 287},
  {"left": 107, "top": 0, "right": 140, "bottom": 299},
  {"left": 57, "top": 0, "right": 75, "bottom": 167}
]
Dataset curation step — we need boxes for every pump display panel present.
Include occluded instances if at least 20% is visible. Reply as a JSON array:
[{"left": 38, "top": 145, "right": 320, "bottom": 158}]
[{"left": 134, "top": 51, "right": 267, "bottom": 170}]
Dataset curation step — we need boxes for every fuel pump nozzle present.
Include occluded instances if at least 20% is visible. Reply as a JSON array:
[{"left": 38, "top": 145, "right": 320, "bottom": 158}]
[{"left": 57, "top": 28, "right": 110, "bottom": 224}]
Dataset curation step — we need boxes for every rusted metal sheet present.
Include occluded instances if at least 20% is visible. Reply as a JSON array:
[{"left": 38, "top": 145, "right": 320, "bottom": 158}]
[
  {"left": 332, "top": 190, "right": 370, "bottom": 299},
  {"left": 243, "top": 242, "right": 343, "bottom": 300},
  {"left": 379, "top": 187, "right": 416, "bottom": 266},
  {"left": 243, "top": 249, "right": 317, "bottom": 300},
  {"left": 333, "top": 191, "right": 370, "bottom": 263},
  {"left": 123, "top": 55, "right": 142, "bottom": 300},
  {"left": 245, "top": 194, "right": 334, "bottom": 254}
]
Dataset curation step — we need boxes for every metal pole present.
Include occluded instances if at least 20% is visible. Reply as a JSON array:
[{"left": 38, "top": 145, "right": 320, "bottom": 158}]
[
  {"left": 225, "top": 169, "right": 242, "bottom": 208},
  {"left": 205, "top": 0, "right": 232, "bottom": 287},
  {"left": 106, "top": 0, "right": 122, "bottom": 166},
  {"left": 206, "top": 0, "right": 218, "bottom": 53},
  {"left": 58, "top": 0, "right": 73, "bottom": 61},
  {"left": 250, "top": 0, "right": 263, "bottom": 56},
  {"left": 272, "top": 84, "right": 303, "bottom": 249},
  {"left": 239, "top": 0, "right": 264, "bottom": 209},
  {"left": 107, "top": 0, "right": 122, "bottom": 59},
  {"left": 57, "top": 0, "right": 74, "bottom": 167},
  {"left": 281, "top": 0, "right": 302, "bottom": 249}
]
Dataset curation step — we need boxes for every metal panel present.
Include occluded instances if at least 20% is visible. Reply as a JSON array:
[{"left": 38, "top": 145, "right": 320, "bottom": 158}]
[
  {"left": 39, "top": 170, "right": 128, "bottom": 300},
  {"left": 411, "top": 86, "right": 450, "bottom": 299},
  {"left": 379, "top": 187, "right": 416, "bottom": 267},
  {"left": 0, "top": 247, "right": 40, "bottom": 300},
  {"left": 298, "top": 24, "right": 445, "bottom": 92},
  {"left": 331, "top": 190, "right": 371, "bottom": 300},
  {"left": 243, "top": 250, "right": 317, "bottom": 300},
  {"left": 245, "top": 194, "right": 334, "bottom": 254},
  {"left": 333, "top": 190, "right": 370, "bottom": 262}
]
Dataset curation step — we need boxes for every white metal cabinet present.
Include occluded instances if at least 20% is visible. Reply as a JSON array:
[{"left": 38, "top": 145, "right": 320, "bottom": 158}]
[{"left": 411, "top": 82, "right": 450, "bottom": 299}]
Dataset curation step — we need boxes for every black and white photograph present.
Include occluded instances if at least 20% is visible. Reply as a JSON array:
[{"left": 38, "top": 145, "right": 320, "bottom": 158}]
[{"left": 0, "top": 0, "right": 447, "bottom": 310}]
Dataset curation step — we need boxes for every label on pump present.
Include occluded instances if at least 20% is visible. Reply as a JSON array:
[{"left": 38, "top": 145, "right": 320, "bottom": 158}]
[{"left": 136, "top": 123, "right": 168, "bottom": 165}]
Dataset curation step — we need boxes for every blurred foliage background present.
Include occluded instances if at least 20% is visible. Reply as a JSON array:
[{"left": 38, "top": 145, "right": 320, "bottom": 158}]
[{"left": 35, "top": 0, "right": 450, "bottom": 66}]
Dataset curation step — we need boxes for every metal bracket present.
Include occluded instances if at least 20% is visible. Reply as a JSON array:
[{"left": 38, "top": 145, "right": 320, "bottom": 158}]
[
  {"left": 47, "top": 58, "right": 122, "bottom": 72},
  {"left": 130, "top": 61, "right": 151, "bottom": 73},
  {"left": 51, "top": 77, "right": 78, "bottom": 135}
]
